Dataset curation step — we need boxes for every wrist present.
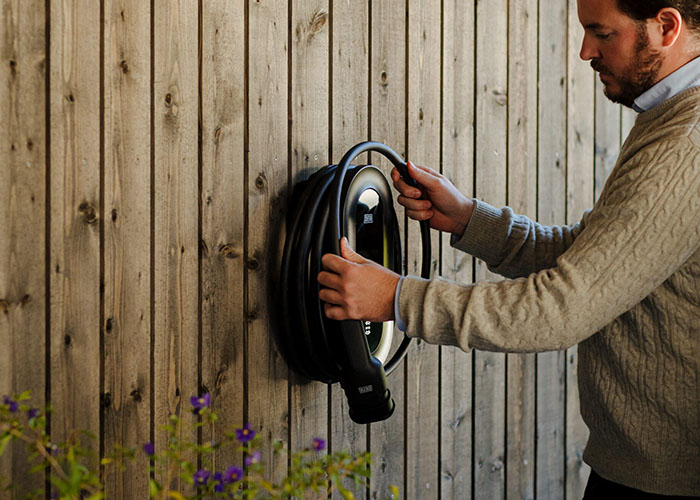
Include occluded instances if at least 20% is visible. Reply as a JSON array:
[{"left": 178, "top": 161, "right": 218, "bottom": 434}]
[{"left": 453, "top": 198, "right": 475, "bottom": 237}]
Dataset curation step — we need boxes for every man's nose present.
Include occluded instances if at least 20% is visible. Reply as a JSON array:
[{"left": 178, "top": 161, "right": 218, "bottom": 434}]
[{"left": 579, "top": 34, "right": 598, "bottom": 61}]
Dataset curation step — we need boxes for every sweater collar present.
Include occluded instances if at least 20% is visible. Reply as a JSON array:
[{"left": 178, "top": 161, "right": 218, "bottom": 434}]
[{"left": 632, "top": 56, "right": 700, "bottom": 113}]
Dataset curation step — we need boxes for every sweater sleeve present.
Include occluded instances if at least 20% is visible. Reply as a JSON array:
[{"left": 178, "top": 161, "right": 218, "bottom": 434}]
[
  {"left": 399, "top": 137, "right": 700, "bottom": 353},
  {"left": 451, "top": 199, "right": 591, "bottom": 278}
]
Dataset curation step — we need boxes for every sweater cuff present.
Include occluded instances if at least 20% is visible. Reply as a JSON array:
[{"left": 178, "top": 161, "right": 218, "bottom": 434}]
[
  {"left": 450, "top": 198, "right": 508, "bottom": 263},
  {"left": 393, "top": 276, "right": 407, "bottom": 332}
]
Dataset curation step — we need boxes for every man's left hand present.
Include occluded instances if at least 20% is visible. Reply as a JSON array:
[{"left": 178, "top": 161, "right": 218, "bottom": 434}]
[{"left": 318, "top": 237, "right": 400, "bottom": 322}]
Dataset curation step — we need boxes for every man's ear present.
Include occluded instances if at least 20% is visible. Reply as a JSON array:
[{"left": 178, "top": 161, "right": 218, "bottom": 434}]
[{"left": 655, "top": 7, "right": 683, "bottom": 47}]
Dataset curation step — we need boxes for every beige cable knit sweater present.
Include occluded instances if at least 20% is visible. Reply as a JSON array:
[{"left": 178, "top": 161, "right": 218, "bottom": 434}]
[{"left": 398, "top": 87, "right": 700, "bottom": 496}]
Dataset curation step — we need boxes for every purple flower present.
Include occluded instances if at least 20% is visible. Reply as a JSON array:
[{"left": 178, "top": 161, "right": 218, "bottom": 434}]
[
  {"left": 312, "top": 437, "right": 326, "bottom": 451},
  {"left": 193, "top": 469, "right": 210, "bottom": 487},
  {"left": 244, "top": 450, "right": 261, "bottom": 467},
  {"left": 224, "top": 465, "right": 243, "bottom": 483},
  {"left": 190, "top": 393, "right": 211, "bottom": 414},
  {"left": 213, "top": 472, "right": 225, "bottom": 492},
  {"left": 235, "top": 423, "right": 255, "bottom": 443},
  {"left": 27, "top": 408, "right": 39, "bottom": 419},
  {"left": 143, "top": 442, "right": 155, "bottom": 456},
  {"left": 2, "top": 396, "right": 18, "bottom": 413}
]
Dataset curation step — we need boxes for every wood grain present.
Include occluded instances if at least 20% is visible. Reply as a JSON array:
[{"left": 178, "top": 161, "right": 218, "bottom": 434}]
[
  {"left": 0, "top": 0, "right": 47, "bottom": 496},
  {"left": 49, "top": 0, "right": 101, "bottom": 478},
  {"left": 200, "top": 0, "right": 245, "bottom": 472},
  {"left": 102, "top": 0, "right": 152, "bottom": 496},
  {"left": 153, "top": 0, "right": 199, "bottom": 492},
  {"left": 247, "top": 0, "right": 290, "bottom": 485}
]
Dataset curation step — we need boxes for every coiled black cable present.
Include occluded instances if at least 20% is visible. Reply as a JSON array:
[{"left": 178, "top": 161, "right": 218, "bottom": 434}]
[{"left": 279, "top": 141, "right": 431, "bottom": 423}]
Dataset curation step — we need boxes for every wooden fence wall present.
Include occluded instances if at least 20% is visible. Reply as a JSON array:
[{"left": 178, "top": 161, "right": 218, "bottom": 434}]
[{"left": 1, "top": 0, "right": 636, "bottom": 498}]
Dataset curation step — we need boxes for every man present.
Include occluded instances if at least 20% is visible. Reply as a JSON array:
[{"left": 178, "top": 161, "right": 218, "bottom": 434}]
[{"left": 318, "top": 0, "right": 700, "bottom": 497}]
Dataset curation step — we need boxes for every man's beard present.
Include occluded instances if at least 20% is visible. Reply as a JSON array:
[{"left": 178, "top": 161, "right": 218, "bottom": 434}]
[{"left": 591, "top": 23, "right": 665, "bottom": 108}]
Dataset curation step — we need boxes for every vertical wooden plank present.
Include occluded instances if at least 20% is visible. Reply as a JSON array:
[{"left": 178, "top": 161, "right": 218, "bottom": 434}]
[
  {"left": 593, "top": 78, "right": 620, "bottom": 202},
  {"left": 474, "top": 0, "right": 507, "bottom": 495},
  {"left": 153, "top": 0, "right": 198, "bottom": 491},
  {"left": 369, "top": 0, "right": 407, "bottom": 496},
  {"left": 49, "top": 0, "right": 101, "bottom": 477},
  {"left": 200, "top": 0, "right": 245, "bottom": 471},
  {"left": 289, "top": 0, "right": 330, "bottom": 454},
  {"left": 620, "top": 106, "right": 636, "bottom": 145},
  {"left": 536, "top": 0, "right": 567, "bottom": 496},
  {"left": 406, "top": 1, "right": 441, "bottom": 498},
  {"left": 329, "top": 0, "right": 368, "bottom": 497},
  {"left": 566, "top": 4, "right": 594, "bottom": 498},
  {"left": 103, "top": 0, "right": 152, "bottom": 496},
  {"left": 247, "top": 0, "right": 290, "bottom": 485},
  {"left": 0, "top": 0, "right": 47, "bottom": 497},
  {"left": 506, "top": 0, "right": 538, "bottom": 497},
  {"left": 440, "top": 0, "right": 474, "bottom": 498}
]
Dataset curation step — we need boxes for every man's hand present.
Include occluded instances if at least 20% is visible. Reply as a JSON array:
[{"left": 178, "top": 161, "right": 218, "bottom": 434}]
[
  {"left": 318, "top": 238, "right": 400, "bottom": 322},
  {"left": 391, "top": 161, "right": 474, "bottom": 236}
]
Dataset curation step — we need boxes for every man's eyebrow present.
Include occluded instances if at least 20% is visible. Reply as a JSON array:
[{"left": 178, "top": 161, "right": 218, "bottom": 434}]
[{"left": 583, "top": 22, "right": 607, "bottom": 30}]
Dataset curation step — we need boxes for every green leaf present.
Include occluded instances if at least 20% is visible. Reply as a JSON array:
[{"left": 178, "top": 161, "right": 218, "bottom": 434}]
[{"left": 0, "top": 435, "right": 10, "bottom": 457}]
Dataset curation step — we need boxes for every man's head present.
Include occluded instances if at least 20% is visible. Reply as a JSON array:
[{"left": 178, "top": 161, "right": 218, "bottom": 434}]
[{"left": 578, "top": 0, "right": 700, "bottom": 107}]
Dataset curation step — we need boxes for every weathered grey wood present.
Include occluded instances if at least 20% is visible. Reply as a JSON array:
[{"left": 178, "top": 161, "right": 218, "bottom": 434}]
[
  {"left": 536, "top": 0, "right": 568, "bottom": 497},
  {"left": 0, "top": 0, "right": 47, "bottom": 497},
  {"left": 289, "top": 0, "right": 330, "bottom": 455},
  {"left": 594, "top": 78, "right": 621, "bottom": 201},
  {"left": 506, "top": 0, "right": 538, "bottom": 497},
  {"left": 474, "top": 0, "right": 508, "bottom": 496},
  {"left": 621, "top": 107, "right": 637, "bottom": 145},
  {"left": 368, "top": 0, "right": 407, "bottom": 496},
  {"left": 440, "top": 0, "right": 475, "bottom": 497},
  {"left": 247, "top": 0, "right": 290, "bottom": 486},
  {"left": 49, "top": 0, "right": 101, "bottom": 479},
  {"left": 102, "top": 0, "right": 152, "bottom": 497},
  {"left": 200, "top": 0, "right": 245, "bottom": 473},
  {"left": 153, "top": 0, "right": 199, "bottom": 492},
  {"left": 329, "top": 0, "right": 369, "bottom": 497},
  {"left": 566, "top": 7, "right": 594, "bottom": 499},
  {"left": 406, "top": 1, "right": 441, "bottom": 498}
]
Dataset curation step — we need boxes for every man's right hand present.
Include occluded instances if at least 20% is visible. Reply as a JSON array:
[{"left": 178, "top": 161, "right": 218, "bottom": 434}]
[{"left": 391, "top": 161, "right": 474, "bottom": 237}]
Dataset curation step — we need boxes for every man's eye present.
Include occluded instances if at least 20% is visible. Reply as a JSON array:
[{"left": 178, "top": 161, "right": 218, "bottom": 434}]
[{"left": 596, "top": 33, "right": 612, "bottom": 40}]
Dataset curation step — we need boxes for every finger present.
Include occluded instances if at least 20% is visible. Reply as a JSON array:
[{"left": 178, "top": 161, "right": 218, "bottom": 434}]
[
  {"left": 317, "top": 270, "right": 343, "bottom": 290},
  {"left": 319, "top": 287, "right": 344, "bottom": 306},
  {"left": 321, "top": 253, "right": 348, "bottom": 273},
  {"left": 340, "top": 237, "right": 365, "bottom": 264},
  {"left": 406, "top": 208, "right": 433, "bottom": 221},
  {"left": 397, "top": 195, "right": 432, "bottom": 211},
  {"left": 405, "top": 161, "right": 441, "bottom": 189},
  {"left": 391, "top": 173, "right": 422, "bottom": 198},
  {"left": 324, "top": 302, "right": 348, "bottom": 321}
]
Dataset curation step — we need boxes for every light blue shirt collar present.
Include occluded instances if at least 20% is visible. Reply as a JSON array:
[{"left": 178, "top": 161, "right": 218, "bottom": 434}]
[{"left": 633, "top": 56, "right": 700, "bottom": 113}]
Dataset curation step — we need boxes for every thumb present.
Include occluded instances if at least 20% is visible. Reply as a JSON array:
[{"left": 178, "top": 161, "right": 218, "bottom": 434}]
[
  {"left": 340, "top": 237, "right": 365, "bottom": 264},
  {"left": 406, "top": 161, "right": 440, "bottom": 187}
]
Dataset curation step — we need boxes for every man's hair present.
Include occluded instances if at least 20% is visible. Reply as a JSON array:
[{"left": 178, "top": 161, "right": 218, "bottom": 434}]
[{"left": 616, "top": 0, "right": 700, "bottom": 33}]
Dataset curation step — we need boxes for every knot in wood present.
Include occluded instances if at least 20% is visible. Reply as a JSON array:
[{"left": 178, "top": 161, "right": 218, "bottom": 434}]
[
  {"left": 247, "top": 258, "right": 260, "bottom": 270},
  {"left": 130, "top": 388, "right": 142, "bottom": 402},
  {"left": 79, "top": 202, "right": 98, "bottom": 224},
  {"left": 255, "top": 174, "right": 266, "bottom": 190},
  {"left": 219, "top": 244, "right": 238, "bottom": 259},
  {"left": 164, "top": 93, "right": 173, "bottom": 106},
  {"left": 120, "top": 60, "right": 129, "bottom": 74},
  {"left": 380, "top": 70, "right": 388, "bottom": 87}
]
